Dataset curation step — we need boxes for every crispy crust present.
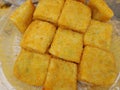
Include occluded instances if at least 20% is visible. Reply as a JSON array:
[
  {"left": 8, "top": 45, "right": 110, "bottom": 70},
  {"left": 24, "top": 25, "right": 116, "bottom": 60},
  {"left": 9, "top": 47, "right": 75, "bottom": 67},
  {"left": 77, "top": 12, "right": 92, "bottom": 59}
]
[
  {"left": 14, "top": 49, "right": 50, "bottom": 86},
  {"left": 49, "top": 27, "right": 83, "bottom": 63},
  {"left": 88, "top": 0, "right": 114, "bottom": 22},
  {"left": 43, "top": 58, "right": 77, "bottom": 90},
  {"left": 10, "top": 0, "right": 35, "bottom": 33},
  {"left": 33, "top": 0, "right": 65, "bottom": 24},
  {"left": 21, "top": 20, "right": 56, "bottom": 54},
  {"left": 58, "top": 0, "right": 91, "bottom": 33},
  {"left": 78, "top": 46, "right": 117, "bottom": 86},
  {"left": 84, "top": 20, "right": 113, "bottom": 51}
]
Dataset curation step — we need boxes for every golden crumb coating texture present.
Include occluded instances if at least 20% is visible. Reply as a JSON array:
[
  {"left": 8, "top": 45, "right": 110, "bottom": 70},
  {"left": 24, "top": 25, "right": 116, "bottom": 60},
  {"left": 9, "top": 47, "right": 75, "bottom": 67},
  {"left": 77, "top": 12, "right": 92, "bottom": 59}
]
[
  {"left": 49, "top": 27, "right": 83, "bottom": 63},
  {"left": 33, "top": 0, "right": 65, "bottom": 24},
  {"left": 14, "top": 49, "right": 50, "bottom": 86},
  {"left": 44, "top": 58, "right": 77, "bottom": 90},
  {"left": 10, "top": 0, "right": 35, "bottom": 33},
  {"left": 84, "top": 20, "right": 113, "bottom": 50},
  {"left": 21, "top": 20, "right": 56, "bottom": 54},
  {"left": 78, "top": 46, "right": 117, "bottom": 86},
  {"left": 58, "top": 0, "right": 91, "bottom": 33},
  {"left": 88, "top": 0, "right": 114, "bottom": 21}
]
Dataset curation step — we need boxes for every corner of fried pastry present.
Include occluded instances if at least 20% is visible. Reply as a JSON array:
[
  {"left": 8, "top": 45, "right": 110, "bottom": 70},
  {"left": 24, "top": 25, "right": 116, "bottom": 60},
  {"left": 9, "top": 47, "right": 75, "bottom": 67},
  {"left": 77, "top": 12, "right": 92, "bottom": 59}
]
[
  {"left": 84, "top": 20, "right": 113, "bottom": 50},
  {"left": 78, "top": 46, "right": 118, "bottom": 86},
  {"left": 21, "top": 20, "right": 56, "bottom": 54},
  {"left": 14, "top": 49, "right": 50, "bottom": 86},
  {"left": 43, "top": 57, "right": 77, "bottom": 90},
  {"left": 10, "top": 0, "right": 35, "bottom": 33},
  {"left": 88, "top": 0, "right": 114, "bottom": 22}
]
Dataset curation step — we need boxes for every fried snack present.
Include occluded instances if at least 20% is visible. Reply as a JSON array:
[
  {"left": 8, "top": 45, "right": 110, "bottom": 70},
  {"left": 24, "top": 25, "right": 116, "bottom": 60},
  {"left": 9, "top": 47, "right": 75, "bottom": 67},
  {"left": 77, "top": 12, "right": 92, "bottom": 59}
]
[
  {"left": 88, "top": 0, "right": 114, "bottom": 22},
  {"left": 43, "top": 58, "right": 77, "bottom": 90},
  {"left": 49, "top": 27, "right": 83, "bottom": 63},
  {"left": 84, "top": 20, "right": 113, "bottom": 50},
  {"left": 14, "top": 49, "right": 50, "bottom": 86},
  {"left": 10, "top": 0, "right": 35, "bottom": 33},
  {"left": 33, "top": 0, "right": 65, "bottom": 24},
  {"left": 58, "top": 0, "right": 91, "bottom": 33},
  {"left": 78, "top": 46, "right": 117, "bottom": 86},
  {"left": 21, "top": 20, "right": 56, "bottom": 54}
]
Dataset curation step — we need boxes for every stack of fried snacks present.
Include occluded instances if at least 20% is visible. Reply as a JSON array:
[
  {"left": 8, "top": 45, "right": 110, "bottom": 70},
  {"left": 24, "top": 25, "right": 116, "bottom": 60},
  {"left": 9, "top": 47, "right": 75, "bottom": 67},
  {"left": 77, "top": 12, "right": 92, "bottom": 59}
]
[{"left": 10, "top": 0, "right": 117, "bottom": 89}]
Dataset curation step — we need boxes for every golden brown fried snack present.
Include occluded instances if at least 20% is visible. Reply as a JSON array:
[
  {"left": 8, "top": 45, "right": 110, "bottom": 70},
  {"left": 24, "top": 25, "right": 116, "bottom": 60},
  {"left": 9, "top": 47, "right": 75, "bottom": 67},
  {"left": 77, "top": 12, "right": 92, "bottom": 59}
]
[
  {"left": 88, "top": 0, "right": 114, "bottom": 22},
  {"left": 33, "top": 0, "right": 65, "bottom": 24},
  {"left": 49, "top": 27, "right": 83, "bottom": 63},
  {"left": 10, "top": 0, "right": 35, "bottom": 33},
  {"left": 21, "top": 20, "right": 56, "bottom": 54},
  {"left": 14, "top": 49, "right": 50, "bottom": 86},
  {"left": 78, "top": 46, "right": 117, "bottom": 86},
  {"left": 43, "top": 58, "right": 77, "bottom": 90},
  {"left": 84, "top": 20, "right": 113, "bottom": 50},
  {"left": 58, "top": 0, "right": 91, "bottom": 33}
]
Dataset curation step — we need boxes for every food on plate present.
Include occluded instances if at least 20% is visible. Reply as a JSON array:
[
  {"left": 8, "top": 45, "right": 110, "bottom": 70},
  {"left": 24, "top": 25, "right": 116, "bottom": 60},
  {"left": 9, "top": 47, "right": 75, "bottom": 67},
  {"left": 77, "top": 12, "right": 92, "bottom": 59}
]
[
  {"left": 10, "top": 0, "right": 117, "bottom": 88},
  {"left": 21, "top": 20, "right": 56, "bottom": 54},
  {"left": 84, "top": 20, "right": 113, "bottom": 50},
  {"left": 78, "top": 46, "right": 117, "bottom": 86},
  {"left": 88, "top": 0, "right": 114, "bottom": 22},
  {"left": 33, "top": 0, "right": 65, "bottom": 24},
  {"left": 43, "top": 58, "right": 77, "bottom": 90},
  {"left": 58, "top": 0, "right": 91, "bottom": 33},
  {"left": 49, "top": 27, "right": 83, "bottom": 63},
  {"left": 10, "top": 0, "right": 35, "bottom": 33},
  {"left": 14, "top": 49, "right": 50, "bottom": 86}
]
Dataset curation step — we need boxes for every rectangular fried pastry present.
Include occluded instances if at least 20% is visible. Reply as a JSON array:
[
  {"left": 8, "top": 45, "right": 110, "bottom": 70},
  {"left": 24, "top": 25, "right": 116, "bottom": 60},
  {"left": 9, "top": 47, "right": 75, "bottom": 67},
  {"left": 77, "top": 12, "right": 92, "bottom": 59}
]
[
  {"left": 88, "top": 0, "right": 114, "bottom": 21},
  {"left": 10, "top": 0, "right": 35, "bottom": 33},
  {"left": 14, "top": 49, "right": 50, "bottom": 86},
  {"left": 78, "top": 46, "right": 117, "bottom": 86},
  {"left": 58, "top": 0, "right": 91, "bottom": 33},
  {"left": 33, "top": 0, "right": 65, "bottom": 24},
  {"left": 43, "top": 58, "right": 77, "bottom": 90},
  {"left": 21, "top": 20, "right": 56, "bottom": 54},
  {"left": 49, "top": 27, "right": 83, "bottom": 63},
  {"left": 84, "top": 20, "right": 113, "bottom": 50}
]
